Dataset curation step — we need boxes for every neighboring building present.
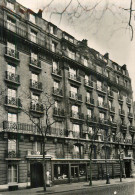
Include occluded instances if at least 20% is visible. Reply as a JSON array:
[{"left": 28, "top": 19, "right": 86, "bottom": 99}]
[{"left": 0, "top": 0, "right": 135, "bottom": 190}]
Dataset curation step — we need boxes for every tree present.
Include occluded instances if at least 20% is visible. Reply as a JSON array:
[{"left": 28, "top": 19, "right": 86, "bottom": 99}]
[{"left": 21, "top": 92, "right": 56, "bottom": 192}]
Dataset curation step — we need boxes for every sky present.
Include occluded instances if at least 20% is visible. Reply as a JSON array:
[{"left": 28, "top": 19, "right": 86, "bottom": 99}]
[{"left": 17, "top": 0, "right": 135, "bottom": 99}]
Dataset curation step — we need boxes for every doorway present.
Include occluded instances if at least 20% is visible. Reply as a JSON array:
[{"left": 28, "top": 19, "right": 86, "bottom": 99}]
[
  {"left": 30, "top": 163, "right": 43, "bottom": 188},
  {"left": 71, "top": 166, "right": 79, "bottom": 182},
  {"left": 125, "top": 161, "right": 131, "bottom": 178}
]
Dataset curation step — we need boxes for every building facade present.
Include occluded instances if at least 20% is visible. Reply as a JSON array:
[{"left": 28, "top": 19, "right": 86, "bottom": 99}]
[{"left": 0, "top": 0, "right": 135, "bottom": 190}]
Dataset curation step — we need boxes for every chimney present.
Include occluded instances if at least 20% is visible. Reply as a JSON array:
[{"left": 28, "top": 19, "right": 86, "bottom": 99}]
[
  {"left": 37, "top": 9, "right": 43, "bottom": 18},
  {"left": 104, "top": 53, "right": 109, "bottom": 59},
  {"left": 121, "top": 64, "right": 127, "bottom": 70}
]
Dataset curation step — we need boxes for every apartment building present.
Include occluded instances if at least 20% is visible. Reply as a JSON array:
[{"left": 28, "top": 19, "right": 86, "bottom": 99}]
[{"left": 0, "top": 0, "right": 135, "bottom": 190}]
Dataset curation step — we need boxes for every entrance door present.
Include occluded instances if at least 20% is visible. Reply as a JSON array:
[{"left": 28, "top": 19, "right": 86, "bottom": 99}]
[
  {"left": 71, "top": 166, "right": 79, "bottom": 182},
  {"left": 30, "top": 163, "right": 43, "bottom": 188},
  {"left": 125, "top": 162, "right": 131, "bottom": 178}
]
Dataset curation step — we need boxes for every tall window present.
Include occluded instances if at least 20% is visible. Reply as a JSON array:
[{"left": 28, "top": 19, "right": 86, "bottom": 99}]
[
  {"left": 72, "top": 124, "right": 80, "bottom": 138},
  {"left": 72, "top": 105, "right": 79, "bottom": 114},
  {"left": 116, "top": 76, "right": 119, "bottom": 83},
  {"left": 54, "top": 81, "right": 59, "bottom": 89},
  {"left": 31, "top": 94, "right": 39, "bottom": 104},
  {"left": 31, "top": 52, "right": 37, "bottom": 65},
  {"left": 97, "top": 80, "right": 102, "bottom": 90},
  {"left": 99, "top": 112, "right": 105, "bottom": 120},
  {"left": 7, "top": 42, "right": 15, "bottom": 51},
  {"left": 7, "top": 17, "right": 16, "bottom": 32},
  {"left": 8, "top": 88, "right": 16, "bottom": 98},
  {"left": 108, "top": 100, "right": 112, "bottom": 108},
  {"left": 85, "top": 75, "right": 89, "bottom": 82},
  {"left": 32, "top": 73, "right": 38, "bottom": 82},
  {"left": 7, "top": 64, "right": 15, "bottom": 74},
  {"left": 50, "top": 25, "right": 57, "bottom": 35},
  {"left": 8, "top": 139, "right": 16, "bottom": 152},
  {"left": 98, "top": 96, "right": 104, "bottom": 106},
  {"left": 30, "top": 29, "right": 37, "bottom": 43},
  {"left": 82, "top": 57, "right": 88, "bottom": 66},
  {"left": 87, "top": 109, "right": 92, "bottom": 117},
  {"left": 53, "top": 61, "right": 58, "bottom": 72},
  {"left": 8, "top": 113, "right": 17, "bottom": 123},
  {"left": 52, "top": 42, "right": 57, "bottom": 52},
  {"left": 68, "top": 49, "right": 75, "bottom": 60},
  {"left": 86, "top": 92, "right": 91, "bottom": 100},
  {"left": 8, "top": 165, "right": 17, "bottom": 183},
  {"left": 29, "top": 14, "right": 35, "bottom": 23}
]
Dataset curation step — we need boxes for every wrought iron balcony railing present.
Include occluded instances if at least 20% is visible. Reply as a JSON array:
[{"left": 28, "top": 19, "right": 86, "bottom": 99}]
[
  {"left": 84, "top": 79, "right": 93, "bottom": 88},
  {"left": 5, "top": 46, "right": 19, "bottom": 59},
  {"left": 6, "top": 150, "right": 20, "bottom": 158},
  {"left": 68, "top": 72, "right": 81, "bottom": 83},
  {"left": 97, "top": 101, "right": 108, "bottom": 109},
  {"left": 30, "top": 102, "right": 44, "bottom": 113},
  {"left": 53, "top": 107, "right": 65, "bottom": 117},
  {"left": 46, "top": 127, "right": 65, "bottom": 137},
  {"left": 52, "top": 68, "right": 62, "bottom": 76},
  {"left": 5, "top": 96, "right": 22, "bottom": 108},
  {"left": 30, "top": 57, "right": 41, "bottom": 68},
  {"left": 96, "top": 85, "right": 107, "bottom": 93},
  {"left": 69, "top": 91, "right": 82, "bottom": 101},
  {"left": 5, "top": 71, "right": 20, "bottom": 84},
  {"left": 52, "top": 87, "right": 63, "bottom": 97},
  {"left": 86, "top": 97, "right": 94, "bottom": 105},
  {"left": 30, "top": 80, "right": 43, "bottom": 91},
  {"left": 71, "top": 111, "right": 84, "bottom": 120}
]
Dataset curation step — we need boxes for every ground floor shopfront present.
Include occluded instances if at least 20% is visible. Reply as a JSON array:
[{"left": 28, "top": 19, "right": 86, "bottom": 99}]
[{"left": 0, "top": 158, "right": 133, "bottom": 191}]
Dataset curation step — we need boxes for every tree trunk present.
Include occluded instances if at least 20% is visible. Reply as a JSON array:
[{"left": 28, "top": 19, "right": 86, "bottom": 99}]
[
  {"left": 120, "top": 157, "right": 122, "bottom": 182},
  {"left": 89, "top": 148, "right": 92, "bottom": 186},
  {"left": 43, "top": 140, "right": 46, "bottom": 191}
]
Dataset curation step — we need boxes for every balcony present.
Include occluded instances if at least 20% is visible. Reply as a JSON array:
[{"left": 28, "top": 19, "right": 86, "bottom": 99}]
[
  {"left": 97, "top": 101, "right": 108, "bottom": 110},
  {"left": 108, "top": 90, "right": 114, "bottom": 98},
  {"left": 52, "top": 87, "right": 63, "bottom": 98},
  {"left": 68, "top": 72, "right": 81, "bottom": 84},
  {"left": 5, "top": 96, "right": 22, "bottom": 111},
  {"left": 118, "top": 94, "right": 123, "bottom": 102},
  {"left": 53, "top": 108, "right": 65, "bottom": 118},
  {"left": 84, "top": 79, "right": 93, "bottom": 89},
  {"left": 29, "top": 57, "right": 41, "bottom": 73},
  {"left": 96, "top": 85, "right": 107, "bottom": 94},
  {"left": 86, "top": 97, "right": 94, "bottom": 106},
  {"left": 52, "top": 68, "right": 62, "bottom": 78},
  {"left": 109, "top": 106, "right": 115, "bottom": 114},
  {"left": 27, "top": 150, "right": 42, "bottom": 156},
  {"left": 46, "top": 127, "right": 65, "bottom": 137},
  {"left": 128, "top": 112, "right": 133, "bottom": 119},
  {"left": 69, "top": 91, "right": 82, "bottom": 102},
  {"left": 86, "top": 115, "right": 97, "bottom": 123},
  {"left": 119, "top": 109, "right": 125, "bottom": 117},
  {"left": 5, "top": 150, "right": 21, "bottom": 160},
  {"left": 5, "top": 47, "right": 19, "bottom": 61},
  {"left": 120, "top": 124, "right": 127, "bottom": 132},
  {"left": 126, "top": 98, "right": 131, "bottom": 105},
  {"left": 30, "top": 102, "right": 44, "bottom": 114},
  {"left": 129, "top": 126, "right": 135, "bottom": 134},
  {"left": 3, "top": 121, "right": 39, "bottom": 134},
  {"left": 5, "top": 71, "right": 20, "bottom": 86},
  {"left": 70, "top": 111, "right": 84, "bottom": 121},
  {"left": 30, "top": 80, "right": 43, "bottom": 93},
  {"left": 99, "top": 118, "right": 109, "bottom": 126}
]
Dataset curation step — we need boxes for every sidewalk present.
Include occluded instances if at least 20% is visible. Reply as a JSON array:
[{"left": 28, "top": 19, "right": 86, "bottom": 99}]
[{"left": 1, "top": 178, "right": 135, "bottom": 195}]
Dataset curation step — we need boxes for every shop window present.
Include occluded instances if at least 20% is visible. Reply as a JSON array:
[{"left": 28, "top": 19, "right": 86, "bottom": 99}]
[
  {"left": 54, "top": 164, "right": 68, "bottom": 180},
  {"left": 8, "top": 164, "right": 18, "bottom": 183}
]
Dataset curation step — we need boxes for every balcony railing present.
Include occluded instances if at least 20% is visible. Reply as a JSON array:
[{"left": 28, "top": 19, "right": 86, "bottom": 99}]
[
  {"left": 46, "top": 127, "right": 65, "bottom": 137},
  {"left": 96, "top": 85, "right": 107, "bottom": 93},
  {"left": 71, "top": 111, "right": 84, "bottom": 120},
  {"left": 30, "top": 102, "right": 44, "bottom": 113},
  {"left": 5, "top": 47, "right": 19, "bottom": 60},
  {"left": 118, "top": 94, "right": 123, "bottom": 101},
  {"left": 86, "top": 97, "right": 94, "bottom": 105},
  {"left": 52, "top": 87, "right": 63, "bottom": 97},
  {"left": 69, "top": 91, "right": 82, "bottom": 101},
  {"left": 119, "top": 109, "right": 125, "bottom": 116},
  {"left": 84, "top": 79, "right": 93, "bottom": 88},
  {"left": 52, "top": 68, "right": 62, "bottom": 76},
  {"left": 97, "top": 101, "right": 108, "bottom": 109},
  {"left": 128, "top": 112, "right": 133, "bottom": 118},
  {"left": 27, "top": 150, "right": 42, "bottom": 156},
  {"left": 108, "top": 90, "right": 114, "bottom": 98},
  {"left": 5, "top": 71, "right": 20, "bottom": 84},
  {"left": 30, "top": 57, "right": 41, "bottom": 68},
  {"left": 87, "top": 115, "right": 97, "bottom": 123},
  {"left": 53, "top": 108, "right": 65, "bottom": 117},
  {"left": 5, "top": 96, "right": 22, "bottom": 108},
  {"left": 6, "top": 150, "right": 20, "bottom": 159},
  {"left": 68, "top": 72, "right": 81, "bottom": 83},
  {"left": 126, "top": 98, "right": 131, "bottom": 105},
  {"left": 30, "top": 80, "right": 43, "bottom": 91}
]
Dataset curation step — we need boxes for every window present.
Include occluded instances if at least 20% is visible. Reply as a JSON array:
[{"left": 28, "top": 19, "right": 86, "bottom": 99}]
[
  {"left": 124, "top": 80, "right": 128, "bottom": 87},
  {"left": 72, "top": 105, "right": 78, "bottom": 113},
  {"left": 30, "top": 29, "right": 37, "bottom": 43},
  {"left": 119, "top": 104, "right": 122, "bottom": 110},
  {"left": 8, "top": 139, "right": 16, "bottom": 152},
  {"left": 108, "top": 100, "right": 112, "bottom": 108},
  {"left": 7, "top": 1, "right": 14, "bottom": 11},
  {"left": 8, "top": 113, "right": 17, "bottom": 123},
  {"left": 72, "top": 144, "right": 84, "bottom": 159},
  {"left": 83, "top": 57, "right": 88, "bottom": 66},
  {"left": 69, "top": 67, "right": 76, "bottom": 78},
  {"left": 7, "top": 64, "right": 15, "bottom": 74},
  {"left": 31, "top": 52, "right": 37, "bottom": 60},
  {"left": 7, "top": 17, "right": 16, "bottom": 32},
  {"left": 50, "top": 25, "right": 57, "bottom": 35},
  {"left": 68, "top": 49, "right": 75, "bottom": 60},
  {"left": 54, "top": 101, "right": 58, "bottom": 108},
  {"left": 98, "top": 96, "right": 104, "bottom": 106},
  {"left": 116, "top": 76, "right": 119, "bottom": 83},
  {"left": 31, "top": 94, "right": 39, "bottom": 104},
  {"left": 8, "top": 88, "right": 16, "bottom": 98},
  {"left": 85, "top": 75, "right": 89, "bottom": 82},
  {"left": 73, "top": 124, "right": 80, "bottom": 138},
  {"left": 53, "top": 61, "right": 58, "bottom": 72},
  {"left": 97, "top": 80, "right": 102, "bottom": 90},
  {"left": 54, "top": 81, "right": 59, "bottom": 89},
  {"left": 8, "top": 164, "right": 17, "bottom": 183},
  {"left": 32, "top": 73, "right": 38, "bottom": 82},
  {"left": 86, "top": 92, "right": 91, "bottom": 99},
  {"left": 110, "top": 115, "right": 114, "bottom": 122},
  {"left": 87, "top": 109, "right": 92, "bottom": 117},
  {"left": 88, "top": 127, "right": 93, "bottom": 135},
  {"left": 99, "top": 112, "right": 105, "bottom": 120},
  {"left": 29, "top": 14, "right": 35, "bottom": 24},
  {"left": 7, "top": 42, "right": 15, "bottom": 50},
  {"left": 70, "top": 86, "right": 77, "bottom": 98},
  {"left": 52, "top": 42, "right": 57, "bottom": 52}
]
